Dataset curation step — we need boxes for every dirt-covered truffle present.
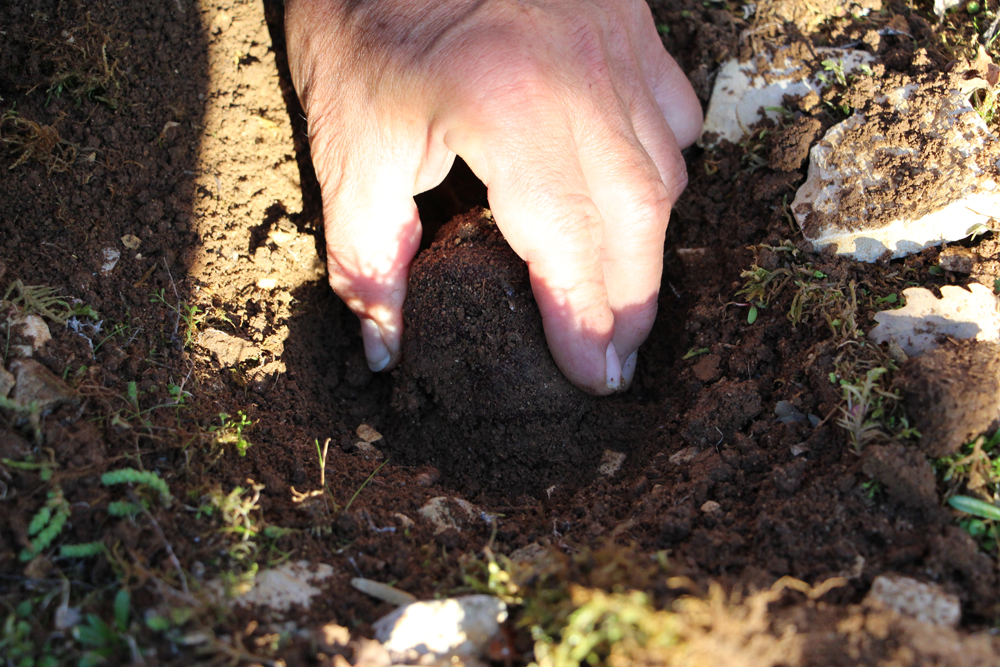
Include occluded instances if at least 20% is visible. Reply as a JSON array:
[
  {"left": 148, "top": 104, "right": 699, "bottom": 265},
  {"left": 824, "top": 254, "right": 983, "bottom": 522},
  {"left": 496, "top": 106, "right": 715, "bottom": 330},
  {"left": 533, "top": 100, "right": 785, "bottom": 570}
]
[
  {"left": 894, "top": 339, "right": 1000, "bottom": 457},
  {"left": 390, "top": 208, "right": 600, "bottom": 495}
]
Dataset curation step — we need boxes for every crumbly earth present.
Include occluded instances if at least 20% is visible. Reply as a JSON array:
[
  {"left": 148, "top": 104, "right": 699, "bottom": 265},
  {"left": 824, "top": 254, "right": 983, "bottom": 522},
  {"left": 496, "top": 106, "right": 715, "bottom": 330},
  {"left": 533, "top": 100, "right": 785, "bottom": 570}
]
[{"left": 2, "top": 0, "right": 1000, "bottom": 665}]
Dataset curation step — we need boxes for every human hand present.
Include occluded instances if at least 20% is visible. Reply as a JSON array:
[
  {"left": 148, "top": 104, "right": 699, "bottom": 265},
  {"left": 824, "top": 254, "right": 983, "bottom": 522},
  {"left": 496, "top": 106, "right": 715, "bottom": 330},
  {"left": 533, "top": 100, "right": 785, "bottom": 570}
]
[{"left": 285, "top": 0, "right": 702, "bottom": 395}]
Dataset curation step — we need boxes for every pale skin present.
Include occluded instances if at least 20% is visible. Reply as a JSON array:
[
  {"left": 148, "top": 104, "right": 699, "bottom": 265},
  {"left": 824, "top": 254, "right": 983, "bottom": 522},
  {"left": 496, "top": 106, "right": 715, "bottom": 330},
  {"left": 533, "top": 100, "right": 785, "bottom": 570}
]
[{"left": 285, "top": 0, "right": 702, "bottom": 395}]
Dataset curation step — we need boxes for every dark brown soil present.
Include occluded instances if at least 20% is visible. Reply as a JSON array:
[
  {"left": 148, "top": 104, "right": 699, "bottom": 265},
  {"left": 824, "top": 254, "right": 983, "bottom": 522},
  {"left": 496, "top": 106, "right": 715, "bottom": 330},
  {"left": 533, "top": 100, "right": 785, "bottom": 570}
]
[{"left": 3, "top": 0, "right": 1000, "bottom": 665}]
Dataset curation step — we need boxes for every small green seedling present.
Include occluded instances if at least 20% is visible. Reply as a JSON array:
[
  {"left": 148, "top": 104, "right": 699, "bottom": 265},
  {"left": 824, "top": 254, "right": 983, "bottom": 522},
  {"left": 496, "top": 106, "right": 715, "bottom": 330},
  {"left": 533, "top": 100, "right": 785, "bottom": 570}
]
[
  {"left": 965, "top": 218, "right": 996, "bottom": 241},
  {"left": 2, "top": 456, "right": 56, "bottom": 481},
  {"left": 344, "top": 459, "right": 389, "bottom": 512},
  {"left": 821, "top": 59, "right": 847, "bottom": 86},
  {"left": 316, "top": 437, "right": 331, "bottom": 488},
  {"left": 101, "top": 468, "right": 172, "bottom": 505},
  {"left": 210, "top": 411, "right": 254, "bottom": 456},
  {"left": 73, "top": 613, "right": 125, "bottom": 667},
  {"left": 150, "top": 288, "right": 205, "bottom": 348},
  {"left": 200, "top": 481, "right": 265, "bottom": 562},
  {"left": 20, "top": 487, "right": 71, "bottom": 561},
  {"left": 60, "top": 541, "right": 106, "bottom": 558},
  {"left": 837, "top": 367, "right": 893, "bottom": 452},
  {"left": 948, "top": 495, "right": 1000, "bottom": 521},
  {"left": 1, "top": 599, "right": 61, "bottom": 667},
  {"left": 861, "top": 479, "right": 884, "bottom": 499},
  {"left": 107, "top": 500, "right": 144, "bottom": 518},
  {"left": 1, "top": 280, "right": 99, "bottom": 324},
  {"left": 764, "top": 105, "right": 794, "bottom": 118}
]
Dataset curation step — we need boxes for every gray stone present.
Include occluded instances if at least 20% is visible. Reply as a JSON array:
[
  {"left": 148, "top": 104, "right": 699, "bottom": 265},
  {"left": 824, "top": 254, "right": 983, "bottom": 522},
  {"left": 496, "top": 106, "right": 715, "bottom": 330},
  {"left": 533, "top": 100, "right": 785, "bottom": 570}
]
[
  {"left": 0, "top": 366, "right": 14, "bottom": 398},
  {"left": 9, "top": 359, "right": 78, "bottom": 415},
  {"left": 939, "top": 247, "right": 977, "bottom": 274}
]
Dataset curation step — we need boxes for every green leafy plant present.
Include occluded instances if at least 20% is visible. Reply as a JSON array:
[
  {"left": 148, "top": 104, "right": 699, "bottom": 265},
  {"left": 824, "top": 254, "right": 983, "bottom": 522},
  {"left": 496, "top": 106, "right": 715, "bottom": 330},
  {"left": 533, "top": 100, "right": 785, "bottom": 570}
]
[
  {"left": 344, "top": 459, "right": 389, "bottom": 512},
  {"left": 936, "top": 431, "right": 1000, "bottom": 552},
  {"left": 73, "top": 613, "right": 126, "bottom": 667},
  {"left": 2, "top": 454, "right": 57, "bottom": 481},
  {"left": 936, "top": 431, "right": 1000, "bottom": 500},
  {"left": 736, "top": 265, "right": 791, "bottom": 320},
  {"left": 2, "top": 280, "right": 98, "bottom": 324},
  {"left": 861, "top": 479, "right": 884, "bottom": 499},
  {"left": 20, "top": 487, "right": 71, "bottom": 561},
  {"left": 101, "top": 468, "right": 172, "bottom": 505},
  {"left": 210, "top": 411, "right": 254, "bottom": 457},
  {"left": 150, "top": 288, "right": 205, "bottom": 349},
  {"left": 949, "top": 495, "right": 1000, "bottom": 520},
  {"left": 821, "top": 58, "right": 847, "bottom": 86},
  {"left": 199, "top": 480, "right": 265, "bottom": 558},
  {"left": 836, "top": 368, "right": 900, "bottom": 452},
  {"left": 966, "top": 219, "right": 998, "bottom": 242},
  {"left": 107, "top": 500, "right": 144, "bottom": 518},
  {"left": 60, "top": 541, "right": 106, "bottom": 558},
  {"left": 533, "top": 587, "right": 681, "bottom": 667},
  {"left": 1, "top": 599, "right": 62, "bottom": 667}
]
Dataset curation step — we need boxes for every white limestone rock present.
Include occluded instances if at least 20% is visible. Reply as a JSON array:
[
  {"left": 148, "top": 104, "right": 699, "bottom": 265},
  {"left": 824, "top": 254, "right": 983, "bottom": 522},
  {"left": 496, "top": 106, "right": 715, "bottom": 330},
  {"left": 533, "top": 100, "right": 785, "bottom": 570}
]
[
  {"left": 419, "top": 496, "right": 481, "bottom": 534},
  {"left": 373, "top": 595, "right": 507, "bottom": 663},
  {"left": 869, "top": 283, "right": 1000, "bottom": 356},
  {"left": 934, "top": 0, "right": 964, "bottom": 17},
  {"left": 208, "top": 560, "right": 334, "bottom": 612},
  {"left": 701, "top": 47, "right": 874, "bottom": 147},
  {"left": 792, "top": 81, "right": 1000, "bottom": 262},
  {"left": 597, "top": 449, "right": 626, "bottom": 477},
  {"left": 866, "top": 574, "right": 961, "bottom": 627},
  {"left": 7, "top": 314, "right": 51, "bottom": 357},
  {"left": 100, "top": 248, "right": 120, "bottom": 274}
]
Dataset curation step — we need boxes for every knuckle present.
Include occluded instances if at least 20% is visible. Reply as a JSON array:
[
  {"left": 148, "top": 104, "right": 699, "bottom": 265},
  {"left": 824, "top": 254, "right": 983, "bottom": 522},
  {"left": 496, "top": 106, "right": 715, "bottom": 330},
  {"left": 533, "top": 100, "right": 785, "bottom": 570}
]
[
  {"left": 633, "top": 178, "right": 673, "bottom": 213},
  {"left": 662, "top": 159, "right": 690, "bottom": 202}
]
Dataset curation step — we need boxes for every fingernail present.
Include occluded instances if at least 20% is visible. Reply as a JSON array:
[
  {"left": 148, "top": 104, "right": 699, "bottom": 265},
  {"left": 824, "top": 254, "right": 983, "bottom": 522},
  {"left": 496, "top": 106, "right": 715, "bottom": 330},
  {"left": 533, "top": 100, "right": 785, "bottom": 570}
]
[
  {"left": 360, "top": 318, "right": 392, "bottom": 372},
  {"left": 606, "top": 341, "right": 622, "bottom": 391},
  {"left": 621, "top": 350, "right": 638, "bottom": 390}
]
